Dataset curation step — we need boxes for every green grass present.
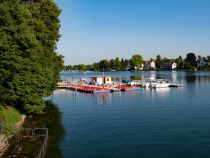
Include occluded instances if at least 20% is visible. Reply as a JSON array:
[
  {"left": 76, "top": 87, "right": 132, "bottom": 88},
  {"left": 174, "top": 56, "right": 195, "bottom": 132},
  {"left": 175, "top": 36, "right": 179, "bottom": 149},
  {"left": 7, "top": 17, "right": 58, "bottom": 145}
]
[{"left": 0, "top": 105, "right": 22, "bottom": 134}]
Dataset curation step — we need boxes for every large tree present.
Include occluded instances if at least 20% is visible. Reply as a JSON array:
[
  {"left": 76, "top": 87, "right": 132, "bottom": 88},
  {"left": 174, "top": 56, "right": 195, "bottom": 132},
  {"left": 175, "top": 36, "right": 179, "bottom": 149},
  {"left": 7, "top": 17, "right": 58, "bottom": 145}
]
[
  {"left": 114, "top": 57, "right": 121, "bottom": 70},
  {"left": 175, "top": 55, "right": 184, "bottom": 69},
  {"left": 99, "top": 59, "right": 109, "bottom": 70},
  {"left": 155, "top": 55, "right": 163, "bottom": 69},
  {"left": 78, "top": 64, "right": 86, "bottom": 71},
  {"left": 130, "top": 54, "right": 143, "bottom": 69},
  {"left": 186, "top": 53, "right": 197, "bottom": 67},
  {"left": 0, "top": 0, "right": 63, "bottom": 113}
]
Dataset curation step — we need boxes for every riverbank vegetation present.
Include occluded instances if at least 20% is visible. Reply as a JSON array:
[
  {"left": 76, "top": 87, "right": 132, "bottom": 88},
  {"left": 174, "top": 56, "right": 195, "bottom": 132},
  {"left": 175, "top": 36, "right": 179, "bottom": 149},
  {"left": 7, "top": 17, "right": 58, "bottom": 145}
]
[
  {"left": 0, "top": 105, "right": 22, "bottom": 134},
  {"left": 0, "top": 0, "right": 63, "bottom": 114},
  {"left": 22, "top": 102, "right": 65, "bottom": 158},
  {"left": 65, "top": 53, "right": 210, "bottom": 71}
]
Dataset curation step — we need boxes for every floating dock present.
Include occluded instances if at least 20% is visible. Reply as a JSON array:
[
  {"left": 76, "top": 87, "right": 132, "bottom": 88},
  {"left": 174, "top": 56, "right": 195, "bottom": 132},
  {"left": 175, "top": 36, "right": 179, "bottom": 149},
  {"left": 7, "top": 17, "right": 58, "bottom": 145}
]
[{"left": 58, "top": 84, "right": 141, "bottom": 94}]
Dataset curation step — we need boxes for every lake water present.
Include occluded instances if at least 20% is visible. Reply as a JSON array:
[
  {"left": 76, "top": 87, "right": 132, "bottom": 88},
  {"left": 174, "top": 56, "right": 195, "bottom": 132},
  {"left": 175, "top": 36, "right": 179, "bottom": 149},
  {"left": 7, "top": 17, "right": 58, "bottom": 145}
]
[{"left": 52, "top": 71, "right": 210, "bottom": 158}]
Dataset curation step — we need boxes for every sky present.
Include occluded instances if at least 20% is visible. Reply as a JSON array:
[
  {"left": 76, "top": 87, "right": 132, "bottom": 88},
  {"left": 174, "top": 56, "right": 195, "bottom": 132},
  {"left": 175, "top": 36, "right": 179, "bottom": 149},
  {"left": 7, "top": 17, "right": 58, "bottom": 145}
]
[{"left": 54, "top": 0, "right": 210, "bottom": 65}]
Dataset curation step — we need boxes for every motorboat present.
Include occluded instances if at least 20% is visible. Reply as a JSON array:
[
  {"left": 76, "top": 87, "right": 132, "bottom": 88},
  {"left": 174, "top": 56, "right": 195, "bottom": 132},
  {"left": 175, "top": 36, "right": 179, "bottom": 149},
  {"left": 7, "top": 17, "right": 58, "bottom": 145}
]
[
  {"left": 151, "top": 79, "right": 170, "bottom": 88},
  {"left": 140, "top": 78, "right": 170, "bottom": 88},
  {"left": 129, "top": 80, "right": 142, "bottom": 86}
]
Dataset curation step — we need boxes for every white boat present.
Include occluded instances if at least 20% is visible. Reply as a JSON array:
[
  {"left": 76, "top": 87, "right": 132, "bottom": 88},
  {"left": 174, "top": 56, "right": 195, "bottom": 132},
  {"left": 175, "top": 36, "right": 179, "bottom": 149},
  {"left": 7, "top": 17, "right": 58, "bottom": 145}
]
[
  {"left": 151, "top": 79, "right": 170, "bottom": 88},
  {"left": 141, "top": 78, "right": 170, "bottom": 88},
  {"left": 141, "top": 78, "right": 155, "bottom": 88},
  {"left": 129, "top": 80, "right": 142, "bottom": 86}
]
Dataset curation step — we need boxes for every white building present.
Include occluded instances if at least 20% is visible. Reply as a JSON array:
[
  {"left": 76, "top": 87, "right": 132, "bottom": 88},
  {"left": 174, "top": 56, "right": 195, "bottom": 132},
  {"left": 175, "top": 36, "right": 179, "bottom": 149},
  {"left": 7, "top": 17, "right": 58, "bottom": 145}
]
[
  {"left": 197, "top": 58, "right": 210, "bottom": 67},
  {"left": 91, "top": 76, "right": 112, "bottom": 85},
  {"left": 143, "top": 60, "right": 156, "bottom": 70}
]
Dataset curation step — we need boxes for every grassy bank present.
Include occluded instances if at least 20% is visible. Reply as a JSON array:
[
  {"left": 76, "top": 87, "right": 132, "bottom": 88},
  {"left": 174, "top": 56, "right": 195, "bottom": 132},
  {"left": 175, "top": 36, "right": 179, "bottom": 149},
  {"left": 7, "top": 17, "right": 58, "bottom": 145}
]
[{"left": 0, "top": 105, "right": 22, "bottom": 134}]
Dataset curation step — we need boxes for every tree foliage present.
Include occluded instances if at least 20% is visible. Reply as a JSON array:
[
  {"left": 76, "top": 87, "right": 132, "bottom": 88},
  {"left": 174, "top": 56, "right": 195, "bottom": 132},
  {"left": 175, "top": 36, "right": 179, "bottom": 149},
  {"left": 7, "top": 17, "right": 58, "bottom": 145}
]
[
  {"left": 175, "top": 55, "right": 184, "bottom": 69},
  {"left": 78, "top": 64, "right": 86, "bottom": 71},
  {"left": 184, "top": 61, "right": 195, "bottom": 70},
  {"left": 65, "top": 53, "right": 210, "bottom": 72},
  {"left": 155, "top": 55, "right": 163, "bottom": 69},
  {"left": 0, "top": 0, "right": 63, "bottom": 114},
  {"left": 130, "top": 54, "right": 143, "bottom": 68},
  {"left": 186, "top": 53, "right": 197, "bottom": 67},
  {"left": 99, "top": 59, "right": 109, "bottom": 70}
]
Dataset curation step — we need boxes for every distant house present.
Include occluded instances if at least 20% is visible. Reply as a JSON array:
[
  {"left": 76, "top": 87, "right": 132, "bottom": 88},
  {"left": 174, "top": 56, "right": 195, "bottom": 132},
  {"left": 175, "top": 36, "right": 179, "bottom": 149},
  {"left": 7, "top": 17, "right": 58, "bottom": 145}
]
[
  {"left": 134, "top": 65, "right": 144, "bottom": 70},
  {"left": 160, "top": 62, "right": 177, "bottom": 70},
  {"left": 91, "top": 76, "right": 112, "bottom": 85},
  {"left": 197, "top": 57, "right": 210, "bottom": 67},
  {"left": 143, "top": 60, "right": 156, "bottom": 70},
  {"left": 131, "top": 64, "right": 144, "bottom": 71}
]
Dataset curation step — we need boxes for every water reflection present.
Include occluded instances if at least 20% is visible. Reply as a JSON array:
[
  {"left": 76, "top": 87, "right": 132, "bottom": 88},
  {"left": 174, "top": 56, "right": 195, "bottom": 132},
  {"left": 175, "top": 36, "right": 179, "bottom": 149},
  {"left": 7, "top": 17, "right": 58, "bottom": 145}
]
[
  {"left": 172, "top": 71, "right": 177, "bottom": 81},
  {"left": 93, "top": 91, "right": 139, "bottom": 105},
  {"left": 155, "top": 87, "right": 170, "bottom": 93},
  {"left": 94, "top": 93, "right": 112, "bottom": 105},
  {"left": 144, "top": 87, "right": 171, "bottom": 100},
  {"left": 23, "top": 101, "right": 65, "bottom": 158},
  {"left": 124, "top": 91, "right": 137, "bottom": 95},
  {"left": 184, "top": 72, "right": 197, "bottom": 83},
  {"left": 130, "top": 76, "right": 142, "bottom": 80}
]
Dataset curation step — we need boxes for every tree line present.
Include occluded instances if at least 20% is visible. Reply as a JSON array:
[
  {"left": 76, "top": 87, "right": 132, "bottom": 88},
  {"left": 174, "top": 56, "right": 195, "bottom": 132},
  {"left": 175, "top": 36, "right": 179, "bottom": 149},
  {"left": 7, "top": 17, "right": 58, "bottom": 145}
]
[
  {"left": 65, "top": 53, "right": 210, "bottom": 71},
  {"left": 65, "top": 55, "right": 143, "bottom": 71},
  {"left": 0, "top": 0, "right": 63, "bottom": 114}
]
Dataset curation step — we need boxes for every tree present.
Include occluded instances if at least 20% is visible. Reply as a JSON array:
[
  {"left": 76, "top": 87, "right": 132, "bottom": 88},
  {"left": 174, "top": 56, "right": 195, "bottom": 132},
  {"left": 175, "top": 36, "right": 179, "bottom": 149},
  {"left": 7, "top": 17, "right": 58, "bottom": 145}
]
[
  {"left": 109, "top": 59, "right": 115, "bottom": 70},
  {"left": 86, "top": 64, "right": 94, "bottom": 71},
  {"left": 124, "top": 59, "right": 130, "bottom": 70},
  {"left": 65, "top": 65, "right": 73, "bottom": 70},
  {"left": 155, "top": 55, "right": 163, "bottom": 69},
  {"left": 92, "top": 63, "right": 99, "bottom": 71},
  {"left": 78, "top": 64, "right": 86, "bottom": 71},
  {"left": 162, "top": 58, "right": 173, "bottom": 63},
  {"left": 0, "top": 0, "right": 63, "bottom": 114},
  {"left": 207, "top": 56, "right": 210, "bottom": 62},
  {"left": 130, "top": 54, "right": 143, "bottom": 69},
  {"left": 150, "top": 58, "right": 154, "bottom": 61},
  {"left": 121, "top": 58, "right": 126, "bottom": 70},
  {"left": 99, "top": 59, "right": 109, "bottom": 70},
  {"left": 114, "top": 57, "right": 121, "bottom": 70},
  {"left": 184, "top": 61, "right": 195, "bottom": 70},
  {"left": 186, "top": 53, "right": 197, "bottom": 67},
  {"left": 175, "top": 55, "right": 184, "bottom": 69}
]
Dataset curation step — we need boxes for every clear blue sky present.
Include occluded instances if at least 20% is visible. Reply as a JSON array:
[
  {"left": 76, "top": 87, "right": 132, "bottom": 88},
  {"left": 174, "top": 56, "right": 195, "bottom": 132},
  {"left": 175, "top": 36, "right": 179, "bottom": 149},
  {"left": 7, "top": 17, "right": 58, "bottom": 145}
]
[{"left": 54, "top": 0, "right": 210, "bottom": 65}]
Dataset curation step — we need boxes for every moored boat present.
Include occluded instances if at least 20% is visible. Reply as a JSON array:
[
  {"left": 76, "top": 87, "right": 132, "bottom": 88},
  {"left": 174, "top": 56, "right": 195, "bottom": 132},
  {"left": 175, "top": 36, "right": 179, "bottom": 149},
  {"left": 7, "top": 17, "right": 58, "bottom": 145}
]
[{"left": 151, "top": 79, "right": 170, "bottom": 88}]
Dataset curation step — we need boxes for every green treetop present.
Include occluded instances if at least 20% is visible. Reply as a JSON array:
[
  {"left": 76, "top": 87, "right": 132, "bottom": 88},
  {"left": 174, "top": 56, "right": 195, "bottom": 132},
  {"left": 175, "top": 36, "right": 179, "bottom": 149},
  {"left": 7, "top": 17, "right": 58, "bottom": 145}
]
[
  {"left": 0, "top": 0, "right": 63, "bottom": 114},
  {"left": 130, "top": 54, "right": 143, "bottom": 69}
]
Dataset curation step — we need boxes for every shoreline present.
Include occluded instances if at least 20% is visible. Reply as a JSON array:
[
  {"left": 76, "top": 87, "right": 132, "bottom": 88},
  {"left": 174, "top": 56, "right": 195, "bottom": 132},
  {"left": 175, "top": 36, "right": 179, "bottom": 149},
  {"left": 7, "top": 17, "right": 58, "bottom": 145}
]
[
  {"left": 0, "top": 114, "right": 25, "bottom": 157},
  {"left": 63, "top": 69, "right": 210, "bottom": 72}
]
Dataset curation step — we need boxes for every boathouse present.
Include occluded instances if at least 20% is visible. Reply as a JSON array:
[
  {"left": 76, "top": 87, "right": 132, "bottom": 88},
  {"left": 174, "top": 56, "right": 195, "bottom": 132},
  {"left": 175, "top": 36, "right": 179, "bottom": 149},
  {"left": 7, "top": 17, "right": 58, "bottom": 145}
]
[{"left": 91, "top": 76, "right": 112, "bottom": 85}]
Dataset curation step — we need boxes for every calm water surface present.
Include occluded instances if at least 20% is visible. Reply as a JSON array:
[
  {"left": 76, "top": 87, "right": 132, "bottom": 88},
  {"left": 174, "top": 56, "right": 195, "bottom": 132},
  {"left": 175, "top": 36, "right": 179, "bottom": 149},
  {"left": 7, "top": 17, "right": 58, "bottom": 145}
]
[{"left": 52, "top": 71, "right": 210, "bottom": 158}]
